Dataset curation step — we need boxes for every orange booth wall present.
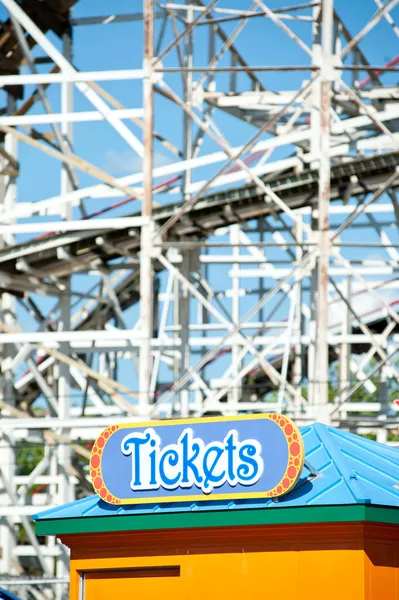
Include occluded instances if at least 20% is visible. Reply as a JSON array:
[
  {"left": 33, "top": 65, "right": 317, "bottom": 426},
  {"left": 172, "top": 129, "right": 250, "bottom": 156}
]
[{"left": 61, "top": 521, "right": 399, "bottom": 600}]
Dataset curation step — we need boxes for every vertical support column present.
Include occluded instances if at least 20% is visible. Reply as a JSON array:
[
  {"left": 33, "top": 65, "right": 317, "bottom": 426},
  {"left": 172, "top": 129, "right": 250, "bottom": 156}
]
[
  {"left": 377, "top": 331, "right": 390, "bottom": 444},
  {"left": 195, "top": 282, "right": 203, "bottom": 412},
  {"left": 316, "top": 0, "right": 333, "bottom": 424},
  {"left": 48, "top": 446, "right": 58, "bottom": 576},
  {"left": 258, "top": 218, "right": 265, "bottom": 327},
  {"left": 194, "top": 23, "right": 215, "bottom": 413},
  {"left": 179, "top": 251, "right": 191, "bottom": 417},
  {"left": 56, "top": 20, "right": 74, "bottom": 593},
  {"left": 293, "top": 217, "right": 304, "bottom": 417},
  {"left": 334, "top": 18, "right": 342, "bottom": 94},
  {"left": 0, "top": 91, "right": 18, "bottom": 575},
  {"left": 230, "top": 54, "right": 237, "bottom": 93},
  {"left": 57, "top": 287, "right": 72, "bottom": 576},
  {"left": 378, "top": 349, "right": 389, "bottom": 444},
  {"left": 199, "top": 247, "right": 209, "bottom": 411},
  {"left": 308, "top": 3, "right": 321, "bottom": 411},
  {"left": 339, "top": 276, "right": 351, "bottom": 421},
  {"left": 310, "top": 0, "right": 333, "bottom": 423},
  {"left": 230, "top": 224, "right": 241, "bottom": 408},
  {"left": 178, "top": 0, "right": 194, "bottom": 417},
  {"left": 183, "top": 4, "right": 193, "bottom": 201},
  {"left": 208, "top": 23, "right": 216, "bottom": 92},
  {"left": 308, "top": 211, "right": 318, "bottom": 409},
  {"left": 60, "top": 20, "right": 74, "bottom": 220},
  {"left": 377, "top": 343, "right": 390, "bottom": 442},
  {"left": 173, "top": 273, "right": 180, "bottom": 389},
  {"left": 139, "top": 0, "right": 154, "bottom": 413},
  {"left": 379, "top": 363, "right": 389, "bottom": 414}
]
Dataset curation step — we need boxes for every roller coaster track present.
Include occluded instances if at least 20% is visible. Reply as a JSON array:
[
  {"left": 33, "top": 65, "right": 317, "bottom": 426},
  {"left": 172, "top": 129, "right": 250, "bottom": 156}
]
[{"left": 8, "top": 149, "right": 399, "bottom": 406}]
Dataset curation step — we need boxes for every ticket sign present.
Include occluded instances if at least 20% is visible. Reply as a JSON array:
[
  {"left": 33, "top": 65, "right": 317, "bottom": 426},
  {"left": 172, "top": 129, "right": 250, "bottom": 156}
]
[{"left": 90, "top": 414, "right": 304, "bottom": 505}]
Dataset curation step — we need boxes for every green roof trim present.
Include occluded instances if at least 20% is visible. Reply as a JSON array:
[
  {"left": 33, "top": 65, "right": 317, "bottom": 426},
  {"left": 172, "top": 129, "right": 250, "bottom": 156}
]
[{"left": 35, "top": 504, "right": 399, "bottom": 537}]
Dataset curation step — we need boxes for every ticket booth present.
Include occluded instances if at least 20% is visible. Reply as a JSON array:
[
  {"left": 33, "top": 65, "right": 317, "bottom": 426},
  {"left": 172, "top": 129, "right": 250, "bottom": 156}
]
[{"left": 34, "top": 416, "right": 399, "bottom": 600}]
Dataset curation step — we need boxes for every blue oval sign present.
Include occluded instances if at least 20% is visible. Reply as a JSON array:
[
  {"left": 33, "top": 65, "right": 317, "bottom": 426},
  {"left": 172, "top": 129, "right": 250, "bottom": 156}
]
[{"left": 90, "top": 414, "right": 304, "bottom": 505}]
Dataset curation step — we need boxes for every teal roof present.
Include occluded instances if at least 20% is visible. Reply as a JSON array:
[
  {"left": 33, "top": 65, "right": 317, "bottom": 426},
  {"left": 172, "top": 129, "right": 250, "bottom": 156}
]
[{"left": 33, "top": 423, "right": 399, "bottom": 533}]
